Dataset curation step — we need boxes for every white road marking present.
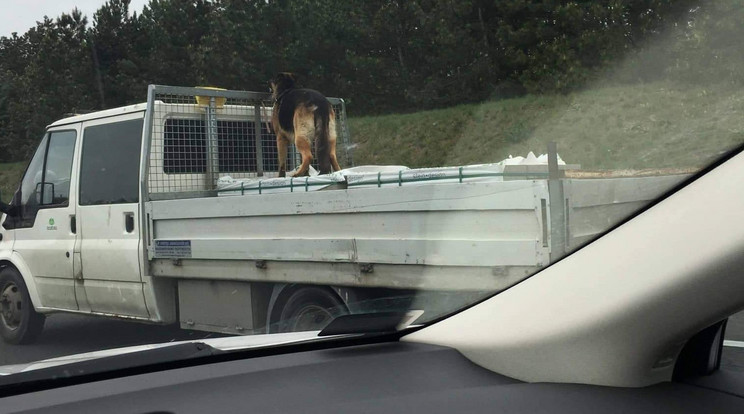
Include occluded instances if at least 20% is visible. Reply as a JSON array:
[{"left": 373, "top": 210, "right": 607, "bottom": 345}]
[{"left": 723, "top": 340, "right": 744, "bottom": 348}]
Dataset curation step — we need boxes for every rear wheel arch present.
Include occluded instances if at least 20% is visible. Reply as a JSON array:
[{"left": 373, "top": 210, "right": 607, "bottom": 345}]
[{"left": 267, "top": 284, "right": 349, "bottom": 333}]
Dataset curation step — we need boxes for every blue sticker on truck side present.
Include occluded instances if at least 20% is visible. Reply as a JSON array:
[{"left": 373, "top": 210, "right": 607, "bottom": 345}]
[{"left": 154, "top": 240, "right": 192, "bottom": 258}]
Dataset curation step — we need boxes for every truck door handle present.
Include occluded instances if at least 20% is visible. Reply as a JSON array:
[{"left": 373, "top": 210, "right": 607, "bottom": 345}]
[
  {"left": 70, "top": 215, "right": 76, "bottom": 234},
  {"left": 125, "top": 213, "right": 135, "bottom": 233}
]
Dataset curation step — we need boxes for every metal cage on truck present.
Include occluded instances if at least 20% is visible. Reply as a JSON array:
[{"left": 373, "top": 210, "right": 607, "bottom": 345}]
[{"left": 141, "top": 85, "right": 354, "bottom": 200}]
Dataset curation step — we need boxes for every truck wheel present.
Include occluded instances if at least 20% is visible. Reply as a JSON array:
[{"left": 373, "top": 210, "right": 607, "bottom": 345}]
[
  {"left": 277, "top": 287, "right": 347, "bottom": 333},
  {"left": 0, "top": 267, "right": 45, "bottom": 344}
]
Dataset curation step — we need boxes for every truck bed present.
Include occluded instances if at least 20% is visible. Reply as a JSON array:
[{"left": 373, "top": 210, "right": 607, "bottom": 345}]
[
  {"left": 145, "top": 172, "right": 688, "bottom": 291},
  {"left": 147, "top": 179, "right": 550, "bottom": 291}
]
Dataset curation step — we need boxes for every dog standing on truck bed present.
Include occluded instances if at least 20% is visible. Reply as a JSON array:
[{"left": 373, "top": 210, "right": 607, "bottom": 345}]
[{"left": 270, "top": 72, "right": 341, "bottom": 177}]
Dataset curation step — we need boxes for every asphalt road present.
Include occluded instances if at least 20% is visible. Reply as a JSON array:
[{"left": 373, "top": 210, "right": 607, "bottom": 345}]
[
  {"left": 722, "top": 311, "right": 744, "bottom": 371},
  {"left": 1, "top": 309, "right": 743, "bottom": 370}
]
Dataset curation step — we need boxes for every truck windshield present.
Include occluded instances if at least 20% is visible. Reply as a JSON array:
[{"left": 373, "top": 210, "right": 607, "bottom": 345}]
[{"left": 0, "top": 0, "right": 742, "bottom": 376}]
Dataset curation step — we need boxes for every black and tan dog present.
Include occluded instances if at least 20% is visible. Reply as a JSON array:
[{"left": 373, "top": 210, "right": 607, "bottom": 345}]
[{"left": 269, "top": 72, "right": 341, "bottom": 177}]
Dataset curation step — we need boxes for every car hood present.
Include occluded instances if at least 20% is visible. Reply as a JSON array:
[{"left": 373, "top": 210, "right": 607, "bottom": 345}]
[{"left": 0, "top": 331, "right": 325, "bottom": 376}]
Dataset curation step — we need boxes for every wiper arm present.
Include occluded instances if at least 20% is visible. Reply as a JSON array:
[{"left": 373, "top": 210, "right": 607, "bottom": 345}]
[
  {"left": 0, "top": 342, "right": 222, "bottom": 396},
  {"left": 0, "top": 312, "right": 424, "bottom": 396},
  {"left": 319, "top": 311, "right": 424, "bottom": 336}
]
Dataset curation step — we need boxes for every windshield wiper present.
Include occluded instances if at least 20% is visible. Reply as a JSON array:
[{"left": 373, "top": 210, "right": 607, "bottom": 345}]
[
  {"left": 0, "top": 312, "right": 425, "bottom": 397},
  {"left": 0, "top": 342, "right": 222, "bottom": 396},
  {"left": 319, "top": 311, "right": 424, "bottom": 336}
]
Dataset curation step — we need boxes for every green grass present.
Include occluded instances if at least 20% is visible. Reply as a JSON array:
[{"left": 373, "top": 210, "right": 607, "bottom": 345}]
[
  {"left": 349, "top": 81, "right": 744, "bottom": 170},
  {"left": 0, "top": 162, "right": 24, "bottom": 203}
]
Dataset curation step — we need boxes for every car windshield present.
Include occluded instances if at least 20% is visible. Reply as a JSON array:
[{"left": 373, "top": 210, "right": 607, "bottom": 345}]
[{"left": 0, "top": 0, "right": 743, "bottom": 379}]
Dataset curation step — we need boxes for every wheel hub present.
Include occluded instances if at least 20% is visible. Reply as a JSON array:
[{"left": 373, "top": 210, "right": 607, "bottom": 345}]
[
  {"left": 291, "top": 304, "right": 333, "bottom": 331},
  {"left": 0, "top": 283, "right": 22, "bottom": 330}
]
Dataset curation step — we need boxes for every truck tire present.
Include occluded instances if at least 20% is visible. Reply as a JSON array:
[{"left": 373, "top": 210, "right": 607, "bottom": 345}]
[
  {"left": 0, "top": 267, "right": 45, "bottom": 344},
  {"left": 276, "top": 286, "right": 347, "bottom": 333}
]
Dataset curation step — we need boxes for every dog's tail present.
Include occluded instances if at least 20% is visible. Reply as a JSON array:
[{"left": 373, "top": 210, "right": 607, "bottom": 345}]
[{"left": 314, "top": 103, "right": 332, "bottom": 174}]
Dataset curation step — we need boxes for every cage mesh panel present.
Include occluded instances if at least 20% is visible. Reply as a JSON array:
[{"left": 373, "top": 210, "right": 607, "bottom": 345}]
[
  {"left": 217, "top": 120, "right": 256, "bottom": 173},
  {"left": 147, "top": 88, "right": 351, "bottom": 198},
  {"left": 163, "top": 119, "right": 207, "bottom": 174}
]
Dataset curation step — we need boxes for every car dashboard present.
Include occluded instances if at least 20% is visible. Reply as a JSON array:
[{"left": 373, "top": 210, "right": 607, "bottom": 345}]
[{"left": 1, "top": 341, "right": 742, "bottom": 414}]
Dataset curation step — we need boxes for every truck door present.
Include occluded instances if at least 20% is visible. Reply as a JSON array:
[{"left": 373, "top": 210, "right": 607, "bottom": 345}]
[
  {"left": 9, "top": 129, "right": 80, "bottom": 310},
  {"left": 77, "top": 114, "right": 148, "bottom": 317}
]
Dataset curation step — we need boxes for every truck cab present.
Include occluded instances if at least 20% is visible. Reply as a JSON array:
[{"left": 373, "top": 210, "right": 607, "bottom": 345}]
[{"left": 1, "top": 106, "right": 150, "bottom": 332}]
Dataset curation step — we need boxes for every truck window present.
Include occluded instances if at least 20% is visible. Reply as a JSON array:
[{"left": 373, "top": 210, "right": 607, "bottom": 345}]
[
  {"left": 6, "top": 130, "right": 77, "bottom": 229},
  {"left": 163, "top": 119, "right": 286, "bottom": 174},
  {"left": 12, "top": 135, "right": 47, "bottom": 229},
  {"left": 79, "top": 119, "right": 143, "bottom": 205},
  {"left": 44, "top": 131, "right": 76, "bottom": 205}
]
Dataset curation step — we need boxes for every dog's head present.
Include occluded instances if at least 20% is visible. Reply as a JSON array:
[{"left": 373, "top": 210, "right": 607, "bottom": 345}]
[{"left": 269, "top": 72, "right": 297, "bottom": 99}]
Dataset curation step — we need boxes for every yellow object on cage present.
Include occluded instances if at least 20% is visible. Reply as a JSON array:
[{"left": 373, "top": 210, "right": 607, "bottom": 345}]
[{"left": 195, "top": 86, "right": 227, "bottom": 108}]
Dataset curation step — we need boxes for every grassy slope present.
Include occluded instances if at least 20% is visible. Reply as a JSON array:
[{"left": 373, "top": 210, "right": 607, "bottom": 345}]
[
  {"left": 350, "top": 82, "right": 744, "bottom": 170},
  {"left": 2, "top": 81, "right": 742, "bottom": 201}
]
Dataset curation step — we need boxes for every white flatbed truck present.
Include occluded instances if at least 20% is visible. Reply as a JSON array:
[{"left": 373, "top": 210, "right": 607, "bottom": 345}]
[{"left": 0, "top": 85, "right": 688, "bottom": 344}]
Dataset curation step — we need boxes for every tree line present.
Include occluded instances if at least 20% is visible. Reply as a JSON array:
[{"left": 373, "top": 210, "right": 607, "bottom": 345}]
[{"left": 0, "top": 0, "right": 740, "bottom": 162}]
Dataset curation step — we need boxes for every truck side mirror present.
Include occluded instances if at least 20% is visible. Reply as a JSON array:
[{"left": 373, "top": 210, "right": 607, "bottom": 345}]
[
  {"left": 0, "top": 189, "right": 21, "bottom": 225},
  {"left": 35, "top": 182, "right": 55, "bottom": 205},
  {"left": 0, "top": 189, "right": 18, "bottom": 218},
  {"left": 0, "top": 190, "right": 10, "bottom": 216}
]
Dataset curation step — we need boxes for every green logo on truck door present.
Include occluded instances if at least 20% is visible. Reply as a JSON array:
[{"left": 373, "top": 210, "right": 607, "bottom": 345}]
[{"left": 46, "top": 218, "right": 57, "bottom": 231}]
